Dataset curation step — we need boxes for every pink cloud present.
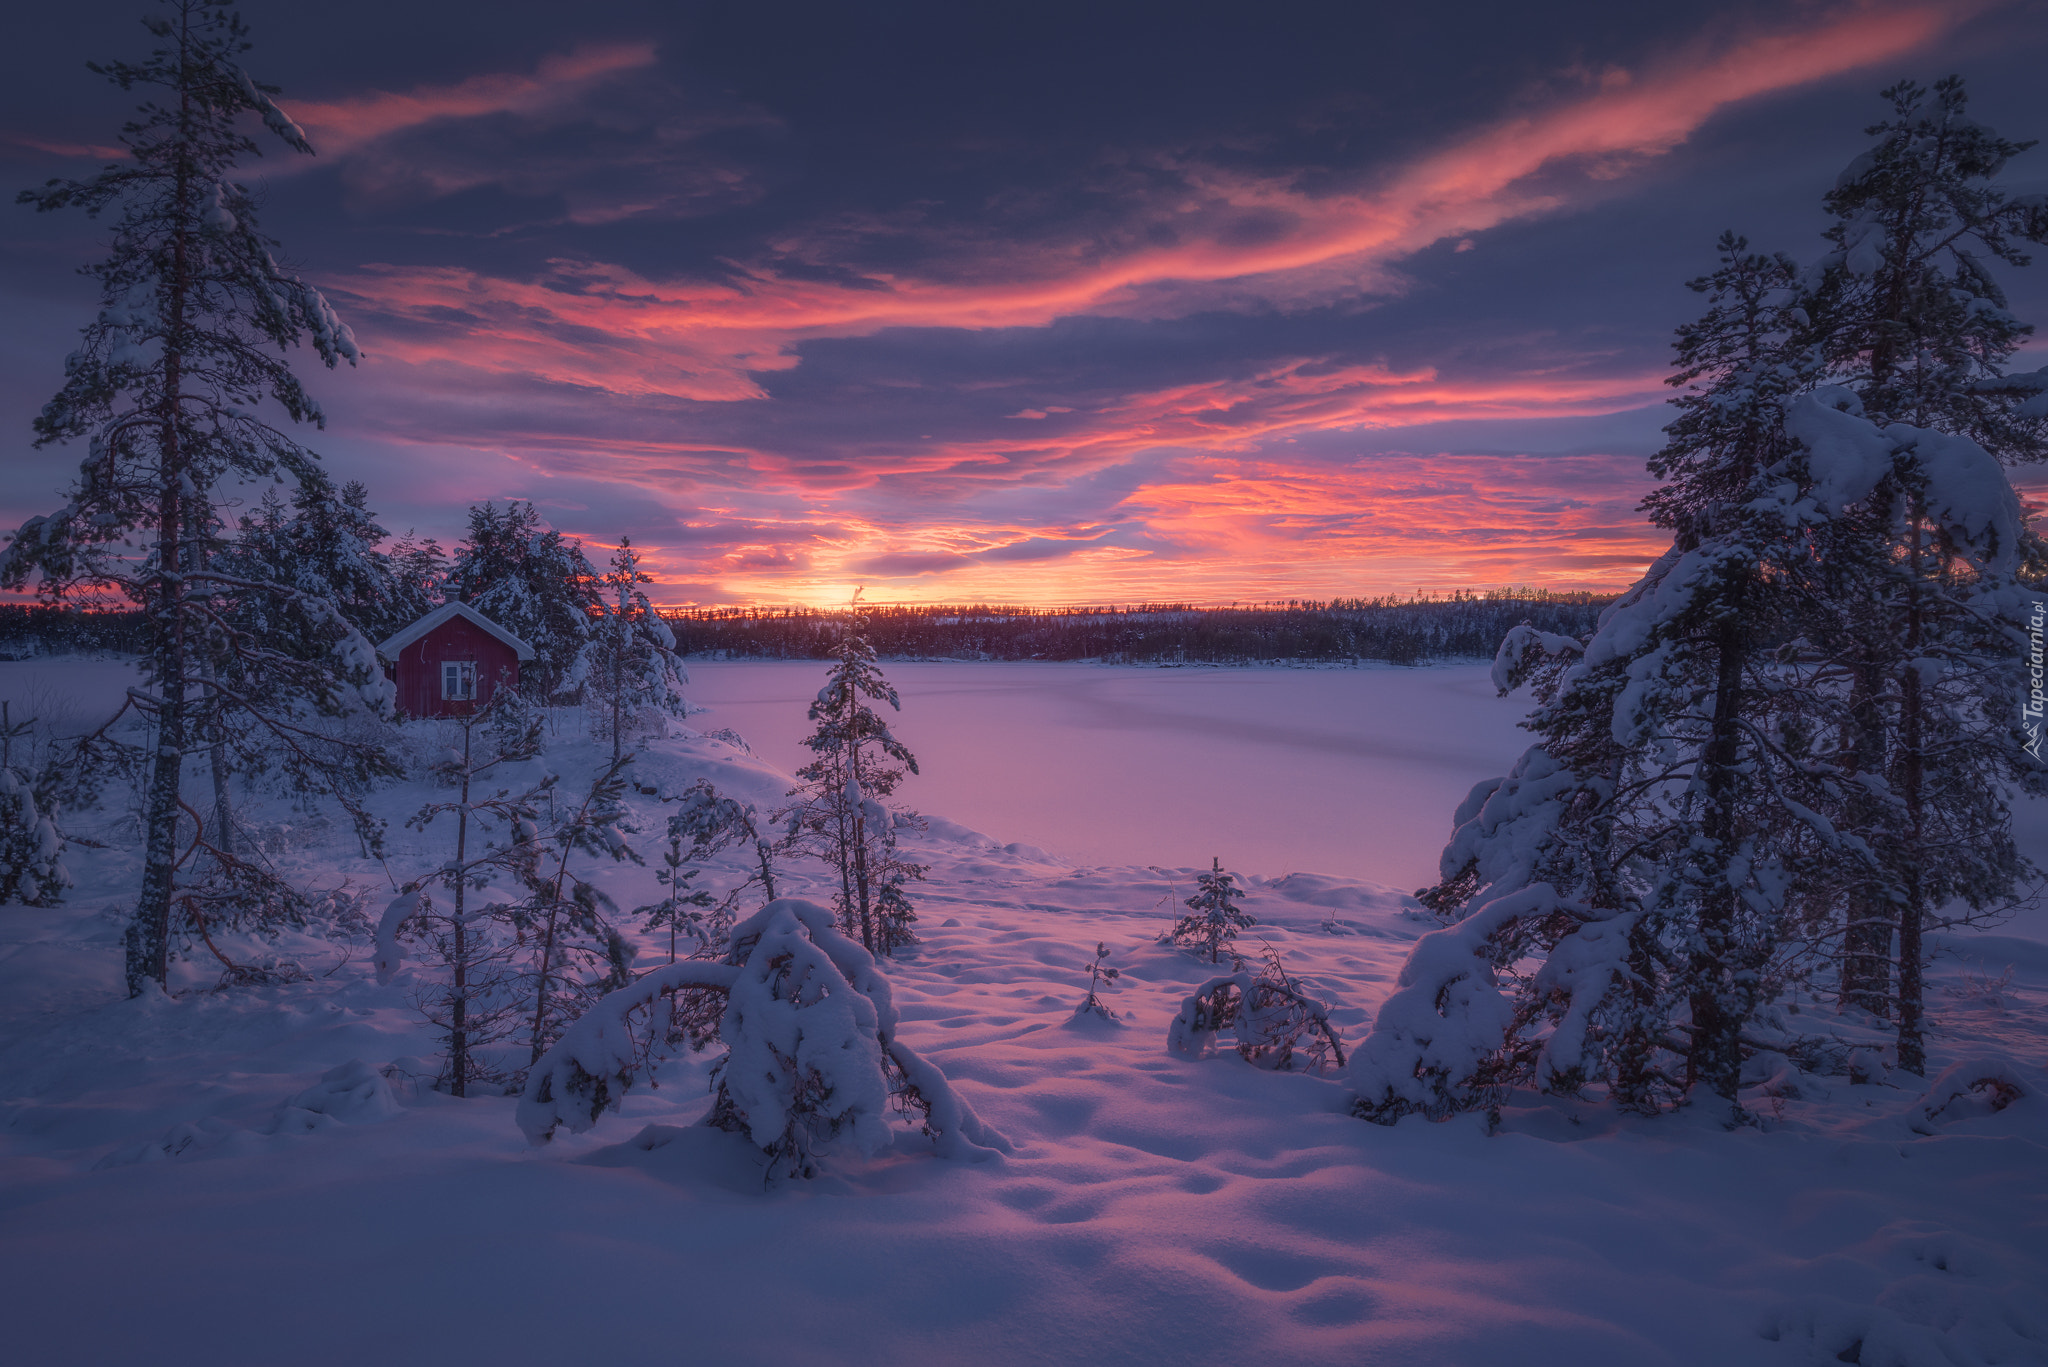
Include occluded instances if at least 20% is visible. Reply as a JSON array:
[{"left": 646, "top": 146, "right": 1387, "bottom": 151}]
[
  {"left": 282, "top": 3, "right": 1984, "bottom": 607},
  {"left": 286, "top": 43, "right": 660, "bottom": 158},
  {"left": 335, "top": 3, "right": 1971, "bottom": 404}
]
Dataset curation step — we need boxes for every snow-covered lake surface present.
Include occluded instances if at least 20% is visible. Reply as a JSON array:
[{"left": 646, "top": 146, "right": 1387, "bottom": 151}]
[
  {"left": 1, "top": 656, "right": 2044, "bottom": 1366},
  {"left": 685, "top": 660, "right": 1530, "bottom": 890}
]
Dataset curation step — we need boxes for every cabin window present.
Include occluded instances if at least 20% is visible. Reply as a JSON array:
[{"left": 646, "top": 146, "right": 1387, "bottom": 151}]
[{"left": 441, "top": 660, "right": 477, "bottom": 700}]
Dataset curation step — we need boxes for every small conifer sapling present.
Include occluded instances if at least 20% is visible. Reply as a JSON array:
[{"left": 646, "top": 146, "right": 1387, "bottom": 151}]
[
  {"left": 1075, "top": 941, "right": 1121, "bottom": 1020},
  {"left": 1173, "top": 857, "right": 1255, "bottom": 964}
]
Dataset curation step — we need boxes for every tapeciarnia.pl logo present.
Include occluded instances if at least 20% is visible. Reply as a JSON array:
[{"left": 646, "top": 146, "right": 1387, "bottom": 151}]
[{"left": 2027, "top": 600, "right": 2046, "bottom": 760}]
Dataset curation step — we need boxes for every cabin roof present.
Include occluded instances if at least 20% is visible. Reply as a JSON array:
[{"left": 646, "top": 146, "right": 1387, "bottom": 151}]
[{"left": 375, "top": 603, "right": 536, "bottom": 663}]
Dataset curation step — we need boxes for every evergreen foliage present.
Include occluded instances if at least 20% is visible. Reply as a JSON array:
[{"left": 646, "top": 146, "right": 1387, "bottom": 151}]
[
  {"left": 223, "top": 475, "right": 413, "bottom": 643},
  {"left": 633, "top": 831, "right": 717, "bottom": 962},
  {"left": 1074, "top": 941, "right": 1121, "bottom": 1020},
  {"left": 515, "top": 754, "right": 642, "bottom": 1066},
  {"left": 666, "top": 777, "right": 785, "bottom": 931}
]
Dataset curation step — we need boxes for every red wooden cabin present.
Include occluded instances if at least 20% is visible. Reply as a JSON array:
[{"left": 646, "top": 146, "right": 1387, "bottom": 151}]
[{"left": 376, "top": 604, "right": 535, "bottom": 718}]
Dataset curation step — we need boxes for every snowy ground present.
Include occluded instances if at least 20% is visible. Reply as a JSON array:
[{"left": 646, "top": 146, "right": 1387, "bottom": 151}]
[{"left": 1, "top": 659, "right": 2044, "bottom": 1366}]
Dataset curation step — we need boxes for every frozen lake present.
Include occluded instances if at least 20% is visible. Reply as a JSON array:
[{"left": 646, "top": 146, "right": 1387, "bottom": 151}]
[
  {"left": 12, "top": 653, "right": 2047, "bottom": 902},
  {"left": 0, "top": 656, "right": 1527, "bottom": 887},
  {"left": 685, "top": 659, "right": 1533, "bottom": 888}
]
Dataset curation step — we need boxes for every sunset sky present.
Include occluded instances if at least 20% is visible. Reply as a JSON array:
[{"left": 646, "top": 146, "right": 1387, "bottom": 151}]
[{"left": 3, "top": 0, "right": 2046, "bottom": 607}]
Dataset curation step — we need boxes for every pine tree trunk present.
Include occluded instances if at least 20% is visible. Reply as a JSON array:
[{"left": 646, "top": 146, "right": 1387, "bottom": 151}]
[
  {"left": 128, "top": 56, "right": 196, "bottom": 997},
  {"left": 449, "top": 719, "right": 473, "bottom": 1096},
  {"left": 611, "top": 587, "right": 625, "bottom": 767},
  {"left": 1840, "top": 655, "right": 1894, "bottom": 1015},
  {"left": 1896, "top": 506, "right": 1928, "bottom": 1075},
  {"left": 1688, "top": 610, "right": 1751, "bottom": 1106},
  {"left": 527, "top": 878, "right": 567, "bottom": 1068},
  {"left": 851, "top": 805, "right": 874, "bottom": 953},
  {"left": 206, "top": 716, "right": 234, "bottom": 853},
  {"left": 132, "top": 628, "right": 185, "bottom": 995}
]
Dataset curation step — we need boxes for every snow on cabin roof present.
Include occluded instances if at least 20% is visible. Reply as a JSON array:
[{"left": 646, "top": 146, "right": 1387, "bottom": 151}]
[{"left": 376, "top": 603, "right": 536, "bottom": 663}]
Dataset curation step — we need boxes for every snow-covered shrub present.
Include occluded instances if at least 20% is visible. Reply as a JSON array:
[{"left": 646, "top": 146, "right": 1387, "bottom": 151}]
[
  {"left": 1171, "top": 858, "right": 1255, "bottom": 964},
  {"left": 1908, "top": 1056, "right": 2038, "bottom": 1135},
  {"left": 520, "top": 898, "right": 1009, "bottom": 1178},
  {"left": 0, "top": 703, "right": 70, "bottom": 905},
  {"left": 1168, "top": 948, "right": 1346, "bottom": 1074}
]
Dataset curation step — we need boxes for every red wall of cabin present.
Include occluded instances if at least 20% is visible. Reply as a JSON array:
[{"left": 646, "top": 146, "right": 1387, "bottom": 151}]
[{"left": 391, "top": 618, "right": 521, "bottom": 718}]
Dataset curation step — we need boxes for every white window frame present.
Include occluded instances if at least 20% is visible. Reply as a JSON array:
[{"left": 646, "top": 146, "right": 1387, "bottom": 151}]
[{"left": 441, "top": 660, "right": 477, "bottom": 701}]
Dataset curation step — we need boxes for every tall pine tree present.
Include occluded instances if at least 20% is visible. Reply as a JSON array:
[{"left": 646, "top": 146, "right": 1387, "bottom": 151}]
[{"left": 0, "top": 2, "right": 389, "bottom": 995}]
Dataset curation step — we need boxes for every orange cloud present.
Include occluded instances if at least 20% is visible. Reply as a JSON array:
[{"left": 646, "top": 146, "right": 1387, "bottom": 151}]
[{"left": 616, "top": 451, "right": 1666, "bottom": 607}]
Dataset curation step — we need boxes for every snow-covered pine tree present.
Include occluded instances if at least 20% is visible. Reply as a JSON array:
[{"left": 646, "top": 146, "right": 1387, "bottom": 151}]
[
  {"left": 0, "top": 1, "right": 393, "bottom": 995},
  {"left": 376, "top": 698, "right": 549, "bottom": 1095},
  {"left": 225, "top": 475, "right": 397, "bottom": 640},
  {"left": 588, "top": 536, "right": 689, "bottom": 764},
  {"left": 1797, "top": 77, "right": 2048, "bottom": 1074},
  {"left": 518, "top": 897, "right": 1009, "bottom": 1177},
  {"left": 1353, "top": 236, "right": 1861, "bottom": 1122},
  {"left": 781, "top": 631, "right": 923, "bottom": 953},
  {"left": 448, "top": 502, "right": 601, "bottom": 702},
  {"left": 1172, "top": 857, "right": 1255, "bottom": 964}
]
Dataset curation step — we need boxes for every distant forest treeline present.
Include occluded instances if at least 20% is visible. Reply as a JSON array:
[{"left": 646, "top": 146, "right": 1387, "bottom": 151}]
[
  {"left": 0, "top": 605, "right": 149, "bottom": 658},
  {"left": 660, "top": 591, "right": 1615, "bottom": 664},
  {"left": 0, "top": 590, "right": 1618, "bottom": 666}
]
